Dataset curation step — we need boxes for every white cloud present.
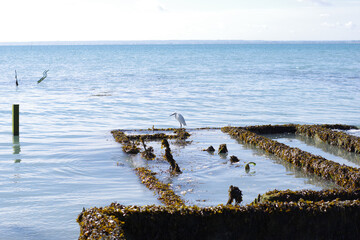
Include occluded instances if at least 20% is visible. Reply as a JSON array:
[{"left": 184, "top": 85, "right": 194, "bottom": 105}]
[{"left": 0, "top": 0, "right": 360, "bottom": 41}]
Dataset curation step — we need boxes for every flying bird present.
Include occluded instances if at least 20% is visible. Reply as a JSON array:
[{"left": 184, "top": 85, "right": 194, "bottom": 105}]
[
  {"left": 37, "top": 70, "right": 49, "bottom": 84},
  {"left": 170, "top": 112, "right": 187, "bottom": 128}
]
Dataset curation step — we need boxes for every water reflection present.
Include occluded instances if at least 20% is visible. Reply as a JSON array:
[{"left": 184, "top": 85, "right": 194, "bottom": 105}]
[
  {"left": 268, "top": 133, "right": 360, "bottom": 167},
  {"left": 296, "top": 134, "right": 360, "bottom": 165},
  {"left": 13, "top": 136, "right": 21, "bottom": 163},
  {"left": 239, "top": 141, "right": 339, "bottom": 190}
]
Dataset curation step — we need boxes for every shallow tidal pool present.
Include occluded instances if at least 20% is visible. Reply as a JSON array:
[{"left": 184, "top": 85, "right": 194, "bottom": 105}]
[{"left": 122, "top": 129, "right": 339, "bottom": 206}]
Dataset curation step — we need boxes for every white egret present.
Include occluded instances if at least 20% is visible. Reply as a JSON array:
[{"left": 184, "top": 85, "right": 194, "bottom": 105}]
[{"left": 170, "top": 112, "right": 187, "bottom": 128}]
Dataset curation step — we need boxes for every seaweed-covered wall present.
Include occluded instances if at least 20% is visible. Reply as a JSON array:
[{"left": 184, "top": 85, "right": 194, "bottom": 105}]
[
  {"left": 78, "top": 124, "right": 360, "bottom": 239},
  {"left": 244, "top": 124, "right": 297, "bottom": 135},
  {"left": 135, "top": 167, "right": 184, "bottom": 207},
  {"left": 254, "top": 189, "right": 360, "bottom": 203},
  {"left": 296, "top": 125, "right": 360, "bottom": 154},
  {"left": 222, "top": 126, "right": 360, "bottom": 190},
  {"left": 78, "top": 201, "right": 360, "bottom": 240}
]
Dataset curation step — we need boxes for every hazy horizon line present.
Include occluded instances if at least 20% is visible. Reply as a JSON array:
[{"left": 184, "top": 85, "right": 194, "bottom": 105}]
[{"left": 1, "top": 40, "right": 360, "bottom": 46}]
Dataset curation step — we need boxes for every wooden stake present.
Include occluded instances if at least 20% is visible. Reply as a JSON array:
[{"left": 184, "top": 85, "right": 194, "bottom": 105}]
[{"left": 12, "top": 104, "right": 19, "bottom": 136}]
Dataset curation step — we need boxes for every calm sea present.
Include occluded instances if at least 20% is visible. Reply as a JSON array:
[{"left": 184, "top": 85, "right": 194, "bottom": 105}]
[{"left": 0, "top": 43, "right": 359, "bottom": 239}]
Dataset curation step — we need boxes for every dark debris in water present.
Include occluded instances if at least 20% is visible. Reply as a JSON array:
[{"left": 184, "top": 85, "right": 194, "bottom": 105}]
[{"left": 244, "top": 162, "right": 256, "bottom": 173}]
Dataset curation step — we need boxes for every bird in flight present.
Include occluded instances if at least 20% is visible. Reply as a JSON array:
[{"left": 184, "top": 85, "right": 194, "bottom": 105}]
[{"left": 37, "top": 70, "right": 49, "bottom": 84}]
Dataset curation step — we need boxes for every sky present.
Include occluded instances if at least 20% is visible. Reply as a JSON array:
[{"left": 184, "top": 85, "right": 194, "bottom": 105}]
[{"left": 0, "top": 0, "right": 359, "bottom": 42}]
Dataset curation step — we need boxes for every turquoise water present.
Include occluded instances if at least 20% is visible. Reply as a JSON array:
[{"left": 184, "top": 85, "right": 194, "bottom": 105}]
[{"left": 0, "top": 43, "right": 360, "bottom": 239}]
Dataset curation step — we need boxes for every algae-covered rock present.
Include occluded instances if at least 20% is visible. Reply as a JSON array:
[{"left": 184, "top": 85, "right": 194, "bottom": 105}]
[
  {"left": 218, "top": 144, "right": 228, "bottom": 154},
  {"left": 226, "top": 185, "right": 243, "bottom": 205},
  {"left": 203, "top": 145, "right": 215, "bottom": 152},
  {"left": 230, "top": 155, "right": 240, "bottom": 163},
  {"left": 140, "top": 138, "right": 156, "bottom": 160},
  {"left": 161, "top": 139, "right": 182, "bottom": 174}
]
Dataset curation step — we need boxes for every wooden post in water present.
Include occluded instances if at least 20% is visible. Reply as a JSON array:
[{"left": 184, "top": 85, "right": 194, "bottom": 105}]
[{"left": 12, "top": 104, "right": 19, "bottom": 136}]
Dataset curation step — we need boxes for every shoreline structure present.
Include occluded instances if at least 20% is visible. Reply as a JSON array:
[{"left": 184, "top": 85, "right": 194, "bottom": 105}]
[{"left": 78, "top": 124, "right": 360, "bottom": 239}]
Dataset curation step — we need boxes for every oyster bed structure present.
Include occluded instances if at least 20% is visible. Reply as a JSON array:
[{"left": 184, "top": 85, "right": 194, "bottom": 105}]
[{"left": 78, "top": 124, "right": 360, "bottom": 239}]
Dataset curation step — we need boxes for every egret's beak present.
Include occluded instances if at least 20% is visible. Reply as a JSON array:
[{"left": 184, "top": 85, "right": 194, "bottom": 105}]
[{"left": 170, "top": 113, "right": 175, "bottom": 116}]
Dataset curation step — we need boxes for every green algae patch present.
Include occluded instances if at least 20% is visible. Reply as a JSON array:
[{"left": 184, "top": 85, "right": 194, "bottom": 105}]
[
  {"left": 78, "top": 201, "right": 360, "bottom": 240},
  {"left": 222, "top": 126, "right": 360, "bottom": 190},
  {"left": 134, "top": 167, "right": 184, "bottom": 207}
]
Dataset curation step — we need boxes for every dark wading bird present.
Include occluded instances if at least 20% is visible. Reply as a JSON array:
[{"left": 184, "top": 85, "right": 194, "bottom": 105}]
[
  {"left": 15, "top": 70, "right": 19, "bottom": 86},
  {"left": 170, "top": 112, "right": 187, "bottom": 128}
]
